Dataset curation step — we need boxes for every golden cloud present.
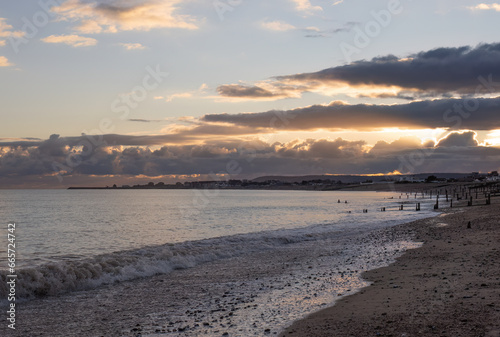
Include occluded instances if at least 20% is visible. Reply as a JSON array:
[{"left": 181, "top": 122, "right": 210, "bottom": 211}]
[
  {"left": 469, "top": 3, "right": 500, "bottom": 11},
  {"left": 51, "top": 0, "right": 199, "bottom": 34},
  {"left": 0, "top": 17, "right": 25, "bottom": 46},
  {"left": 291, "top": 0, "right": 323, "bottom": 14},
  {"left": 261, "top": 21, "right": 296, "bottom": 32},
  {"left": 41, "top": 34, "right": 98, "bottom": 47},
  {"left": 119, "top": 42, "right": 146, "bottom": 50},
  {"left": 0, "top": 56, "right": 13, "bottom": 67}
]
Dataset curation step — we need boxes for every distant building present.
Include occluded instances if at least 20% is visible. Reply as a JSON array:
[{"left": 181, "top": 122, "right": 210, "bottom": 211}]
[{"left": 398, "top": 176, "right": 424, "bottom": 183}]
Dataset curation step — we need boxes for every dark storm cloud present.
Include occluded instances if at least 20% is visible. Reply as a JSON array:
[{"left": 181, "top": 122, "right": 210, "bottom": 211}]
[
  {"left": 202, "top": 97, "right": 500, "bottom": 131},
  {"left": 277, "top": 43, "right": 500, "bottom": 95}
]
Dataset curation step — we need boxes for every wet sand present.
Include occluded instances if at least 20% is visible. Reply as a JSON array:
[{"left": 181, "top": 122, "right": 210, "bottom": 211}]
[
  {"left": 1, "top": 215, "right": 423, "bottom": 336},
  {"left": 281, "top": 202, "right": 500, "bottom": 336}
]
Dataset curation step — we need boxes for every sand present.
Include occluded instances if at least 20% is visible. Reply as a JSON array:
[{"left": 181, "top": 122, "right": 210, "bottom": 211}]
[{"left": 281, "top": 203, "right": 500, "bottom": 336}]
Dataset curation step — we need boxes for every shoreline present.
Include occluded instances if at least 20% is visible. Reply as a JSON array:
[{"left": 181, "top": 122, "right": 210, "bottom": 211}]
[
  {"left": 280, "top": 202, "right": 500, "bottom": 336},
  {"left": 0, "top": 192, "right": 436, "bottom": 336},
  {"left": 2, "top": 190, "right": 497, "bottom": 336}
]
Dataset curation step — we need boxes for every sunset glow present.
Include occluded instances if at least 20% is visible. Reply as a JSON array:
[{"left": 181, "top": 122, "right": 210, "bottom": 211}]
[{"left": 1, "top": 0, "right": 500, "bottom": 187}]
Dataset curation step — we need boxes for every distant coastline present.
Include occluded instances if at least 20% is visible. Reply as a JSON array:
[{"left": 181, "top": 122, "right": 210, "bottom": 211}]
[{"left": 68, "top": 172, "right": 499, "bottom": 191}]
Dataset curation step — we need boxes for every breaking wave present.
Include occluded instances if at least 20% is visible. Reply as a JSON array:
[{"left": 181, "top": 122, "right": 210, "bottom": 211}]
[{"left": 0, "top": 226, "right": 331, "bottom": 301}]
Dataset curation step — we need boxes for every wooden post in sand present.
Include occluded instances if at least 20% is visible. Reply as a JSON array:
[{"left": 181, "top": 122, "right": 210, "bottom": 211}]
[
  {"left": 486, "top": 194, "right": 491, "bottom": 205},
  {"left": 416, "top": 202, "right": 420, "bottom": 211},
  {"left": 450, "top": 199, "right": 453, "bottom": 208},
  {"left": 446, "top": 190, "right": 448, "bottom": 202},
  {"left": 434, "top": 194, "right": 439, "bottom": 209}
]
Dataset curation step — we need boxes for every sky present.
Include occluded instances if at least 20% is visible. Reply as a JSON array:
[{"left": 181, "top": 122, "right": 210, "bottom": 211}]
[{"left": 1, "top": 0, "right": 500, "bottom": 188}]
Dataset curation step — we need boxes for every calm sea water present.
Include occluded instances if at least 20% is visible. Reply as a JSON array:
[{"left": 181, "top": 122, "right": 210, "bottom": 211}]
[
  {"left": 0, "top": 189, "right": 439, "bottom": 336},
  {"left": 1, "top": 189, "right": 432, "bottom": 268}
]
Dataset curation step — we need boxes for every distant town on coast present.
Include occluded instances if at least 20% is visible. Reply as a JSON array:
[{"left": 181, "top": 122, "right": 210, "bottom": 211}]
[{"left": 68, "top": 171, "right": 500, "bottom": 190}]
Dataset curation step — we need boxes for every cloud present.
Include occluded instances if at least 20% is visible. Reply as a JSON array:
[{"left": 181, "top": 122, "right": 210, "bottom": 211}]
[
  {"left": 2, "top": 134, "right": 500, "bottom": 187},
  {"left": 485, "top": 129, "right": 500, "bottom": 146},
  {"left": 165, "top": 92, "right": 193, "bottom": 102},
  {"left": 0, "top": 18, "right": 25, "bottom": 46},
  {"left": 261, "top": 20, "right": 296, "bottom": 32},
  {"left": 128, "top": 118, "right": 162, "bottom": 123},
  {"left": 216, "top": 84, "right": 299, "bottom": 101},
  {"left": 369, "top": 136, "right": 426, "bottom": 154},
  {"left": 436, "top": 131, "right": 479, "bottom": 147},
  {"left": 276, "top": 43, "right": 500, "bottom": 97},
  {"left": 215, "top": 80, "right": 307, "bottom": 101},
  {"left": 202, "top": 97, "right": 500, "bottom": 131},
  {"left": 41, "top": 34, "right": 98, "bottom": 47},
  {"left": 0, "top": 136, "right": 381, "bottom": 180},
  {"left": 291, "top": 0, "right": 323, "bottom": 14},
  {"left": 469, "top": 3, "right": 500, "bottom": 11},
  {"left": 258, "top": 20, "right": 353, "bottom": 37},
  {"left": 302, "top": 23, "right": 356, "bottom": 38},
  {"left": 51, "top": 0, "right": 199, "bottom": 34},
  {"left": 0, "top": 122, "right": 263, "bottom": 150},
  {"left": 119, "top": 42, "right": 146, "bottom": 50},
  {"left": 332, "top": 0, "right": 344, "bottom": 5},
  {"left": 156, "top": 84, "right": 208, "bottom": 102},
  {"left": 0, "top": 56, "right": 13, "bottom": 67},
  {"left": 217, "top": 43, "right": 500, "bottom": 101},
  {"left": 0, "top": 133, "right": 184, "bottom": 149}
]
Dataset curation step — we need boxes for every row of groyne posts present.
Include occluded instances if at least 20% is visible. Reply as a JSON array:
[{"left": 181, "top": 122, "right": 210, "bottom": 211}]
[
  {"left": 395, "top": 182, "right": 499, "bottom": 211},
  {"left": 340, "top": 183, "right": 499, "bottom": 214}
]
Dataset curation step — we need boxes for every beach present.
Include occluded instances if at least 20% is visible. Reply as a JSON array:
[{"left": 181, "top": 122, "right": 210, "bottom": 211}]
[
  {"left": 1, "top": 188, "right": 498, "bottom": 336},
  {"left": 282, "top": 201, "right": 500, "bottom": 336},
  {"left": 0, "top": 189, "right": 437, "bottom": 337}
]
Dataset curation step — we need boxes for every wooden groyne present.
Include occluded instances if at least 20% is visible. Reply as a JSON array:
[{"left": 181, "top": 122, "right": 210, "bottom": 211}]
[{"left": 342, "top": 182, "right": 499, "bottom": 214}]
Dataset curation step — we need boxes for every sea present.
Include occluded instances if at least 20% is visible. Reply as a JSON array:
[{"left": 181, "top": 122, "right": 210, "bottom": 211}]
[{"left": 0, "top": 189, "right": 440, "bottom": 336}]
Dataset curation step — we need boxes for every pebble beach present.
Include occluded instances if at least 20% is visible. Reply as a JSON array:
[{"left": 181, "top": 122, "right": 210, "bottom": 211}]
[{"left": 282, "top": 200, "right": 500, "bottom": 336}]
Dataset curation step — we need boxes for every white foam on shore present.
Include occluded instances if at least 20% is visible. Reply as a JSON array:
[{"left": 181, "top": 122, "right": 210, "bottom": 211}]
[
  {"left": 0, "top": 212, "right": 431, "bottom": 305},
  {"left": 135, "top": 229, "right": 425, "bottom": 336}
]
